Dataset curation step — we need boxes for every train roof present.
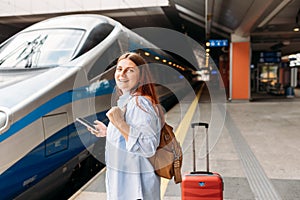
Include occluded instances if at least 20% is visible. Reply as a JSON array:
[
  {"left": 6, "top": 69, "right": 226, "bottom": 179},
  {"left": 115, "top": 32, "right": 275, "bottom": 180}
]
[{"left": 20, "top": 14, "right": 116, "bottom": 33}]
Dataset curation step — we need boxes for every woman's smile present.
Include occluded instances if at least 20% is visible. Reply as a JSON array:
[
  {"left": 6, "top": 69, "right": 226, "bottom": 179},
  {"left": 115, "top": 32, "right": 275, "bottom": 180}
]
[{"left": 118, "top": 79, "right": 129, "bottom": 82}]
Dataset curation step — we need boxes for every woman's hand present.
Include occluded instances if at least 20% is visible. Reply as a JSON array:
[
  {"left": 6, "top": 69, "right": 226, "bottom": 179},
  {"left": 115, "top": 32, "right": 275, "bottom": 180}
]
[
  {"left": 88, "top": 120, "right": 107, "bottom": 137},
  {"left": 106, "top": 106, "right": 125, "bottom": 126},
  {"left": 106, "top": 106, "right": 130, "bottom": 141}
]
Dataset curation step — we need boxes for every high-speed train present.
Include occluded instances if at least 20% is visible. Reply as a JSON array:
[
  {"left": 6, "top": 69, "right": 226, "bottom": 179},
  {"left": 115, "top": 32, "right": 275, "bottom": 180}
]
[{"left": 0, "top": 14, "right": 199, "bottom": 199}]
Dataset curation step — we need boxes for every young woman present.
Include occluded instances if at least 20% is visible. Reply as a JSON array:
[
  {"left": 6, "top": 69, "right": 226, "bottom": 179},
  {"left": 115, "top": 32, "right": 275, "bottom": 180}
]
[{"left": 89, "top": 52, "right": 162, "bottom": 200}]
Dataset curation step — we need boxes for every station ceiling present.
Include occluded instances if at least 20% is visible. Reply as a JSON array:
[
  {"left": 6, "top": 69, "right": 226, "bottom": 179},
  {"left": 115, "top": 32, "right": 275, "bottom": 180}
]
[{"left": 0, "top": 0, "right": 299, "bottom": 56}]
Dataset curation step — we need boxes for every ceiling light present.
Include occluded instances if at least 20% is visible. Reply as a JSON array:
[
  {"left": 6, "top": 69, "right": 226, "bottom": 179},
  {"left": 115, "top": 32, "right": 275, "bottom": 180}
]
[
  {"left": 293, "top": 9, "right": 300, "bottom": 32},
  {"left": 283, "top": 40, "right": 290, "bottom": 45}
]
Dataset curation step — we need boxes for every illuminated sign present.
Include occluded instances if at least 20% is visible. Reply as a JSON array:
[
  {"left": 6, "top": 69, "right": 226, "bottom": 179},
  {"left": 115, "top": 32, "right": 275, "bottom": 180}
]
[
  {"left": 289, "top": 53, "right": 300, "bottom": 67},
  {"left": 208, "top": 39, "right": 228, "bottom": 47}
]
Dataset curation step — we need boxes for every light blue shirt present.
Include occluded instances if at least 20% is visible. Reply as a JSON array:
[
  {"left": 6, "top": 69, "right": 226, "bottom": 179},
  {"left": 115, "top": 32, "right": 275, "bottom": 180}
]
[{"left": 105, "top": 94, "right": 161, "bottom": 200}]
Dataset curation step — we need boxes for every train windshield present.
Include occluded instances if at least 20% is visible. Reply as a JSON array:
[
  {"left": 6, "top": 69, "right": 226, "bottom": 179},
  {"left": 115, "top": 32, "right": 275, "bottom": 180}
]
[{"left": 0, "top": 29, "right": 84, "bottom": 69}]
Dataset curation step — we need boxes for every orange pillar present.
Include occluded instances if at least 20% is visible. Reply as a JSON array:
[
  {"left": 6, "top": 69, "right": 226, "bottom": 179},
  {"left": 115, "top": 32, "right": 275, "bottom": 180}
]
[{"left": 230, "top": 36, "right": 250, "bottom": 101}]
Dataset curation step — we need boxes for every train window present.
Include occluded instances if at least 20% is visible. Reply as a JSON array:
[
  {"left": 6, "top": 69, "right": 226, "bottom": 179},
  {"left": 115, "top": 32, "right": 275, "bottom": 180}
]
[
  {"left": 75, "top": 23, "right": 114, "bottom": 58},
  {"left": 0, "top": 29, "right": 84, "bottom": 69},
  {"left": 87, "top": 40, "right": 121, "bottom": 80}
]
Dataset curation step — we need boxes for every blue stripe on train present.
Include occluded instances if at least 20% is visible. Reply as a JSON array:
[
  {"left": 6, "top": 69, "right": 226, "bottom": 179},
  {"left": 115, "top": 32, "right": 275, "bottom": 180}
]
[{"left": 0, "top": 80, "right": 115, "bottom": 142}]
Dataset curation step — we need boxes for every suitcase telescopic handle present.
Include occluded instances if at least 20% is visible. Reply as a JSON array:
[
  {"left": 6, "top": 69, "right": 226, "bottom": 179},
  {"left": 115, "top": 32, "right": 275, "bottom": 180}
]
[
  {"left": 191, "top": 122, "right": 209, "bottom": 129},
  {"left": 191, "top": 122, "right": 209, "bottom": 173}
]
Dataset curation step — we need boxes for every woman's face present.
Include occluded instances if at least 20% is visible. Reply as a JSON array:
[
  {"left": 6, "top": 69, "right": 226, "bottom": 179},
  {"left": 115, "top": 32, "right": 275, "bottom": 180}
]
[{"left": 115, "top": 58, "right": 140, "bottom": 93}]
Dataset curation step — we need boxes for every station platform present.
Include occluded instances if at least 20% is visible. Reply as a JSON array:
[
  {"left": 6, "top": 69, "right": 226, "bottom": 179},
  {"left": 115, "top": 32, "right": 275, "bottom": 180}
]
[{"left": 69, "top": 86, "right": 300, "bottom": 200}]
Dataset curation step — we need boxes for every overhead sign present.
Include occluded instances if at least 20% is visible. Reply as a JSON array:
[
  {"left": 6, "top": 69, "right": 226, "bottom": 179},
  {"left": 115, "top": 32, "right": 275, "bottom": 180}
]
[
  {"left": 258, "top": 51, "right": 281, "bottom": 63},
  {"left": 208, "top": 39, "right": 228, "bottom": 47}
]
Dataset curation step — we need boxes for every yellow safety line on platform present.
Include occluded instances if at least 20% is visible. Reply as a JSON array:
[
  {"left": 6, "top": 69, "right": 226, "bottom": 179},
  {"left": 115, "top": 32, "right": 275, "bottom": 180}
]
[{"left": 160, "top": 85, "right": 204, "bottom": 199}]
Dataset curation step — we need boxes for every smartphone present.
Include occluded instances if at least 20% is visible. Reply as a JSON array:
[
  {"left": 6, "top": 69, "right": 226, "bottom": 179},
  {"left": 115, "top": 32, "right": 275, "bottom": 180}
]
[{"left": 76, "top": 117, "right": 97, "bottom": 131}]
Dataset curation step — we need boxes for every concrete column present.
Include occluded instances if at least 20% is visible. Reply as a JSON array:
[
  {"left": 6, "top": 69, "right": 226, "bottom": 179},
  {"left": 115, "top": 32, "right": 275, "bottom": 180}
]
[{"left": 229, "top": 34, "right": 251, "bottom": 101}]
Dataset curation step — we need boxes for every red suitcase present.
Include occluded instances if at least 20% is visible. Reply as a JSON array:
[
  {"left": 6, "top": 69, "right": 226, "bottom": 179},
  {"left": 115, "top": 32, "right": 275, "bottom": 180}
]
[{"left": 181, "top": 122, "right": 223, "bottom": 200}]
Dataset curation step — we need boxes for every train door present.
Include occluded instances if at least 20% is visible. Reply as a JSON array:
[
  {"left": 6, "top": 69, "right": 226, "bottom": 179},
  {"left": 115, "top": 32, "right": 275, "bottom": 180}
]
[{"left": 42, "top": 113, "right": 69, "bottom": 156}]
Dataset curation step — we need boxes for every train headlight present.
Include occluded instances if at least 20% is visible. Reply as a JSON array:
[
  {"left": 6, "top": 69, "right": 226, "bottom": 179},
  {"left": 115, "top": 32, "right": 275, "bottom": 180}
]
[
  {"left": 0, "top": 111, "right": 6, "bottom": 126},
  {"left": 0, "top": 111, "right": 9, "bottom": 133}
]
